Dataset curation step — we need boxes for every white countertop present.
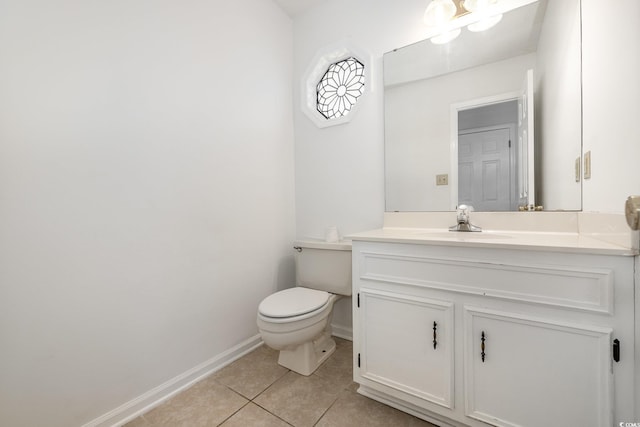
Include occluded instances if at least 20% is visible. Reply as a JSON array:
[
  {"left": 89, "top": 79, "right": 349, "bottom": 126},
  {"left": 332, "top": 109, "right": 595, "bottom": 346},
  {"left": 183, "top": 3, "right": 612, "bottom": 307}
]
[{"left": 348, "top": 227, "right": 639, "bottom": 256}]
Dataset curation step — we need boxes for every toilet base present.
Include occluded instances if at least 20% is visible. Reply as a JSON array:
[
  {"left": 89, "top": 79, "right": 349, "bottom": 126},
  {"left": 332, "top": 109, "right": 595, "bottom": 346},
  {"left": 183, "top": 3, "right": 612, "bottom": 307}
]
[{"left": 277, "top": 331, "right": 336, "bottom": 376}]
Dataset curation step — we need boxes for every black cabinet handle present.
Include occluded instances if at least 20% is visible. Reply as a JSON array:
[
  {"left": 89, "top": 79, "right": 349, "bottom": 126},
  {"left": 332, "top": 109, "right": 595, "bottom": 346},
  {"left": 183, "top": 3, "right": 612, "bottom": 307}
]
[
  {"left": 433, "top": 321, "right": 437, "bottom": 349},
  {"left": 481, "top": 331, "right": 486, "bottom": 362},
  {"left": 613, "top": 339, "right": 620, "bottom": 362}
]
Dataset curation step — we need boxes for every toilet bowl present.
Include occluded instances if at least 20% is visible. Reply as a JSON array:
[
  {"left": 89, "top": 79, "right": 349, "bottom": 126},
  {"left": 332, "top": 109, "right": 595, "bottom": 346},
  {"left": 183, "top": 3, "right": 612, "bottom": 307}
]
[
  {"left": 257, "top": 240, "right": 351, "bottom": 376},
  {"left": 258, "top": 288, "right": 340, "bottom": 375}
]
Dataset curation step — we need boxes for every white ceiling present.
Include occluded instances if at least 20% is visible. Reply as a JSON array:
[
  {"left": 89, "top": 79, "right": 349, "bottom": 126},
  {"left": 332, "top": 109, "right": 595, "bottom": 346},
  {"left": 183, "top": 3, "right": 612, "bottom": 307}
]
[{"left": 273, "top": 0, "right": 325, "bottom": 18}]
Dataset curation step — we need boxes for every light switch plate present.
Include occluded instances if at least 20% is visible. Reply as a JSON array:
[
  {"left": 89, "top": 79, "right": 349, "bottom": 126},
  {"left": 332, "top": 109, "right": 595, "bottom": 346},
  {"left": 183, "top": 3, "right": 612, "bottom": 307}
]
[
  {"left": 584, "top": 151, "right": 591, "bottom": 179},
  {"left": 436, "top": 174, "right": 448, "bottom": 186}
]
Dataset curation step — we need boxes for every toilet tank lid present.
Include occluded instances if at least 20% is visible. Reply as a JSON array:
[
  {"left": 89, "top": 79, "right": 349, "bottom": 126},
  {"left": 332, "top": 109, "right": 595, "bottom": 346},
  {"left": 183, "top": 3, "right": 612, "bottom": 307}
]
[
  {"left": 294, "top": 239, "right": 352, "bottom": 251},
  {"left": 259, "top": 287, "right": 330, "bottom": 318}
]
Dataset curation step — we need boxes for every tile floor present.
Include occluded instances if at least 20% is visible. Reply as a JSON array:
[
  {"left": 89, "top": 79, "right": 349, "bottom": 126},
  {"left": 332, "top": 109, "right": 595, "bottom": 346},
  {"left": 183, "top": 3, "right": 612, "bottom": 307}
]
[{"left": 125, "top": 337, "right": 435, "bottom": 427}]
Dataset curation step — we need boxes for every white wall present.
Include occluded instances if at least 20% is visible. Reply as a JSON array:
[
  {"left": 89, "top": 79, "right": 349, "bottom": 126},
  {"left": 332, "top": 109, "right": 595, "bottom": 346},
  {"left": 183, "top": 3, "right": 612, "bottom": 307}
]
[
  {"left": 581, "top": 0, "right": 640, "bottom": 212},
  {"left": 0, "top": 1, "right": 295, "bottom": 426},
  {"left": 293, "top": 0, "right": 433, "bottom": 240},
  {"left": 293, "top": 0, "right": 432, "bottom": 331}
]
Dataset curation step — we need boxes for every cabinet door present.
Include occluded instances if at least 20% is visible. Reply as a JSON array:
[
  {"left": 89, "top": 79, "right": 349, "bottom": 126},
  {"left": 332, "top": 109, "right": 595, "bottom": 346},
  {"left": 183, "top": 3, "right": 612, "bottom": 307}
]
[
  {"left": 464, "top": 306, "right": 613, "bottom": 427},
  {"left": 358, "top": 289, "right": 454, "bottom": 408}
]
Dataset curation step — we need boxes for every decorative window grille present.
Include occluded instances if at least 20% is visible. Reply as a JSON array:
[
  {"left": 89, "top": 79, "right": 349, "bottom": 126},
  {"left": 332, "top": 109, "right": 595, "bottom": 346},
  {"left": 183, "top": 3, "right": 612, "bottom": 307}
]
[{"left": 316, "top": 57, "right": 365, "bottom": 120}]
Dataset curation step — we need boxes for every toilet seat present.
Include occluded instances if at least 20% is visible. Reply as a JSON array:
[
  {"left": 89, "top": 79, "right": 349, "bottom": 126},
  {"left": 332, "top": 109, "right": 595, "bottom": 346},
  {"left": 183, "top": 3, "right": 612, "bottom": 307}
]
[{"left": 259, "top": 287, "right": 330, "bottom": 319}]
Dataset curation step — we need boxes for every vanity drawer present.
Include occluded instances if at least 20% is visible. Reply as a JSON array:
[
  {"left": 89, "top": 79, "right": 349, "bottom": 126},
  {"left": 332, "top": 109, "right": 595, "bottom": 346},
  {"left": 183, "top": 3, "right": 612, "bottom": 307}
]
[{"left": 357, "top": 248, "right": 614, "bottom": 314}]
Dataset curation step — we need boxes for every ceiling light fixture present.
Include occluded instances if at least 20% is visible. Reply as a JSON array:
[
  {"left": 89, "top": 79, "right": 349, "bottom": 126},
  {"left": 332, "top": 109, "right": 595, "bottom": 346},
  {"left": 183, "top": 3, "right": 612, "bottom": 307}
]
[
  {"left": 423, "top": 0, "right": 458, "bottom": 27},
  {"left": 463, "top": 0, "right": 503, "bottom": 32},
  {"left": 423, "top": 0, "right": 468, "bottom": 43},
  {"left": 423, "top": 0, "right": 504, "bottom": 44}
]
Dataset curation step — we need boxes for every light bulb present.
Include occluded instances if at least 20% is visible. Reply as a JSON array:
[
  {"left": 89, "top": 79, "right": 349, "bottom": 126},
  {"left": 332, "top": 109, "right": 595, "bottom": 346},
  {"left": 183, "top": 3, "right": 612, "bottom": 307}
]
[
  {"left": 462, "top": 0, "right": 497, "bottom": 13},
  {"left": 424, "top": 0, "right": 457, "bottom": 27}
]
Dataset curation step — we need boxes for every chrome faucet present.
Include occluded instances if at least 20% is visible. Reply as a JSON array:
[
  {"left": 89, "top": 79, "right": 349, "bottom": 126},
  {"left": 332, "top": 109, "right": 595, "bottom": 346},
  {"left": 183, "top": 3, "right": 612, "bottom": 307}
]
[{"left": 449, "top": 205, "right": 482, "bottom": 232}]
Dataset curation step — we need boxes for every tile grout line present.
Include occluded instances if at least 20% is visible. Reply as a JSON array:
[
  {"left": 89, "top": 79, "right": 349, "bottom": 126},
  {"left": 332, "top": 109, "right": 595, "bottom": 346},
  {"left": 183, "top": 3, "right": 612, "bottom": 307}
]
[
  {"left": 246, "top": 367, "right": 295, "bottom": 427},
  {"left": 215, "top": 399, "right": 250, "bottom": 426},
  {"left": 310, "top": 375, "right": 358, "bottom": 427},
  {"left": 209, "top": 344, "right": 292, "bottom": 426},
  {"left": 250, "top": 394, "right": 295, "bottom": 426},
  {"left": 311, "top": 393, "right": 342, "bottom": 426},
  {"left": 129, "top": 339, "right": 356, "bottom": 427},
  {"left": 209, "top": 377, "right": 252, "bottom": 426}
]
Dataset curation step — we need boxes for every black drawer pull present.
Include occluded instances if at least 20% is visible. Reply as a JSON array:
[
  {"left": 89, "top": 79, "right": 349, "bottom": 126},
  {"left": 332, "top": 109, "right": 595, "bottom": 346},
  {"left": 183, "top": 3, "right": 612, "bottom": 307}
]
[{"left": 433, "top": 321, "right": 437, "bottom": 349}]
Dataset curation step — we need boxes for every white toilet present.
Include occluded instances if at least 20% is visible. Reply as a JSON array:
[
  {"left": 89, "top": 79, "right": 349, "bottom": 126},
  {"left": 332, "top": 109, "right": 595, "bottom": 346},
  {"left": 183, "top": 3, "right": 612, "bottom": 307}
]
[{"left": 257, "top": 239, "right": 352, "bottom": 376}]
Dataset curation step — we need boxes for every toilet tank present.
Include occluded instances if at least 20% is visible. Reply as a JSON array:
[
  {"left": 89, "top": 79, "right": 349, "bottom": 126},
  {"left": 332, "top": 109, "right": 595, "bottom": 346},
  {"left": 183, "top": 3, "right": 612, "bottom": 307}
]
[{"left": 294, "top": 240, "right": 352, "bottom": 296}]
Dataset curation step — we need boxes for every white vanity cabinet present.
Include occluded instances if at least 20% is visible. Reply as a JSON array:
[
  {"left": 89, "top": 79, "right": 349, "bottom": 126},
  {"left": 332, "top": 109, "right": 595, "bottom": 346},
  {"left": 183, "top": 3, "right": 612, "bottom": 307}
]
[
  {"left": 352, "top": 239, "right": 635, "bottom": 427},
  {"left": 463, "top": 306, "right": 612, "bottom": 426},
  {"left": 358, "top": 289, "right": 454, "bottom": 409}
]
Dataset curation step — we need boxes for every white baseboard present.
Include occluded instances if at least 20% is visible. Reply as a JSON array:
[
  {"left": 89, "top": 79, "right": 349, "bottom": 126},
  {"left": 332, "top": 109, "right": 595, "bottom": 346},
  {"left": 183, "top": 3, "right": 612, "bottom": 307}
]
[
  {"left": 82, "top": 334, "right": 263, "bottom": 427},
  {"left": 331, "top": 323, "right": 352, "bottom": 341}
]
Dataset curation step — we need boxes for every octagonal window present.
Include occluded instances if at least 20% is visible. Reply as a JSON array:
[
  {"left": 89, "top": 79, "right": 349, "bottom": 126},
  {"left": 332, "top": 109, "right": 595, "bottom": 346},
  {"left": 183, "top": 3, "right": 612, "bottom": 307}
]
[{"left": 316, "top": 57, "right": 365, "bottom": 120}]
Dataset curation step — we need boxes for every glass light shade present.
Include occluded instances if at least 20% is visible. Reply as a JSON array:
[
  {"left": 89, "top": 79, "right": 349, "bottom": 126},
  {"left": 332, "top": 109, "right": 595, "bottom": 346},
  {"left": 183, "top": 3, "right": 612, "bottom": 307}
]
[
  {"left": 430, "top": 28, "right": 462, "bottom": 44},
  {"left": 467, "top": 13, "right": 503, "bottom": 31},
  {"left": 424, "top": 0, "right": 457, "bottom": 27},
  {"left": 462, "top": 0, "right": 497, "bottom": 13}
]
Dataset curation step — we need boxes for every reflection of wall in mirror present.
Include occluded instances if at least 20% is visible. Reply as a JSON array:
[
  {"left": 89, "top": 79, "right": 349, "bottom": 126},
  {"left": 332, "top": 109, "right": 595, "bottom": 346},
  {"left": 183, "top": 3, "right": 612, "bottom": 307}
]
[
  {"left": 385, "top": 53, "right": 535, "bottom": 211},
  {"left": 535, "top": 0, "right": 581, "bottom": 210}
]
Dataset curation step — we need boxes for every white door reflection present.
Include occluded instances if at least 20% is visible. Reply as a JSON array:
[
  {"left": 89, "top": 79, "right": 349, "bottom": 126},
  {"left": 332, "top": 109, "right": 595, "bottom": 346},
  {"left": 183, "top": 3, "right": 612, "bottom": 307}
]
[
  {"left": 451, "top": 69, "right": 534, "bottom": 211},
  {"left": 458, "top": 125, "right": 513, "bottom": 211}
]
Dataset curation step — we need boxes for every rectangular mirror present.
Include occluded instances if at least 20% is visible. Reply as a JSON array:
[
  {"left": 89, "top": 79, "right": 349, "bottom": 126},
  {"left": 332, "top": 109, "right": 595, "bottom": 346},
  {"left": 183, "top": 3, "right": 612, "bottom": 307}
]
[{"left": 384, "top": 0, "right": 582, "bottom": 212}]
